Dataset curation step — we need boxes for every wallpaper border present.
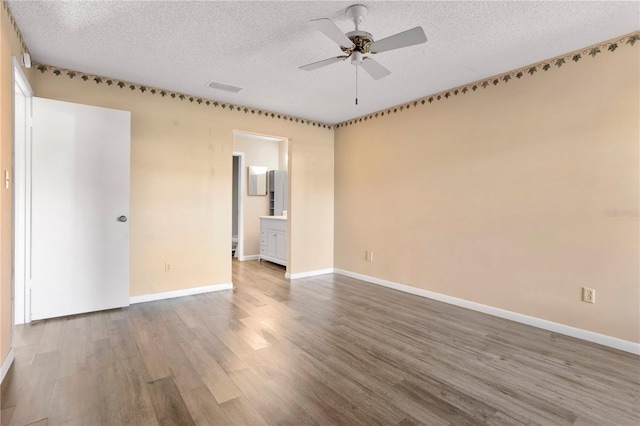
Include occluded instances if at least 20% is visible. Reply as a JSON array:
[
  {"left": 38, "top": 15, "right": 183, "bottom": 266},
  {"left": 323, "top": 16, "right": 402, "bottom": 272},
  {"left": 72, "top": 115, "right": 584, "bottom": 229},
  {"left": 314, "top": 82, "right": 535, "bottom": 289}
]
[
  {"left": 6, "top": 0, "right": 333, "bottom": 129},
  {"left": 32, "top": 63, "right": 334, "bottom": 130},
  {"left": 2, "top": 0, "right": 30, "bottom": 55},
  {"left": 335, "top": 31, "right": 640, "bottom": 128}
]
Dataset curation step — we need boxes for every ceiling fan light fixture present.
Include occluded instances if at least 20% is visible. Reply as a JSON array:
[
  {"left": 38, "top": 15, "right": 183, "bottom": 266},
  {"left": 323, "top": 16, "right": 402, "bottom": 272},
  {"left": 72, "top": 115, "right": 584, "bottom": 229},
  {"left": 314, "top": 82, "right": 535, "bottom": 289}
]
[
  {"left": 351, "top": 51, "right": 363, "bottom": 66},
  {"left": 206, "top": 80, "right": 243, "bottom": 93}
]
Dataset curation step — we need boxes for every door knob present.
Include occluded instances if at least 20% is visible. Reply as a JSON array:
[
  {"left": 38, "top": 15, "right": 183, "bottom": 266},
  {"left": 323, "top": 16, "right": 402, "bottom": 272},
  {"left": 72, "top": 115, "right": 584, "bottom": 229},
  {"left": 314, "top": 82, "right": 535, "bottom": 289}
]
[{"left": 117, "top": 215, "right": 128, "bottom": 222}]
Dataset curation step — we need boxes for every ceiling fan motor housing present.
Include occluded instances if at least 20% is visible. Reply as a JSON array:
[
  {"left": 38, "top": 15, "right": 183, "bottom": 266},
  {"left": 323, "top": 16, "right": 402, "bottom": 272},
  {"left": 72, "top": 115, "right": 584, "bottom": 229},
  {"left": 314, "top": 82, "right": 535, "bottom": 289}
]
[
  {"left": 342, "top": 30, "right": 374, "bottom": 66},
  {"left": 345, "top": 31, "right": 373, "bottom": 51}
]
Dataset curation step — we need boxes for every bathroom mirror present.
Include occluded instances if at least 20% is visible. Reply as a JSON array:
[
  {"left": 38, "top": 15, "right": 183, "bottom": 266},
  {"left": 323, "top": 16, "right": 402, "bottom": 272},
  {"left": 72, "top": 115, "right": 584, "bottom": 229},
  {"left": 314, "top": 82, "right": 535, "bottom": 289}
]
[{"left": 248, "top": 166, "right": 268, "bottom": 195}]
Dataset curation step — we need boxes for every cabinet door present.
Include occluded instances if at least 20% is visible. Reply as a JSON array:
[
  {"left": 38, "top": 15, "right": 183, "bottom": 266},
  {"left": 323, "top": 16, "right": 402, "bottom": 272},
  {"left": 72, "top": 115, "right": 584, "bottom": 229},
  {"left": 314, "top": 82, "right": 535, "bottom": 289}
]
[
  {"left": 267, "top": 232, "right": 278, "bottom": 257},
  {"left": 275, "top": 231, "right": 286, "bottom": 260},
  {"left": 273, "top": 171, "right": 283, "bottom": 216},
  {"left": 282, "top": 172, "right": 288, "bottom": 212},
  {"left": 268, "top": 170, "right": 275, "bottom": 191}
]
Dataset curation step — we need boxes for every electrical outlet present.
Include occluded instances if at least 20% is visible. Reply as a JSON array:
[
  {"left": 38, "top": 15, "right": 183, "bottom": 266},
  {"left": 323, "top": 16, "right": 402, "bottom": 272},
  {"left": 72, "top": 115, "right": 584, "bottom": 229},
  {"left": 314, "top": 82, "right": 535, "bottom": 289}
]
[
  {"left": 165, "top": 262, "right": 172, "bottom": 272},
  {"left": 365, "top": 251, "right": 374, "bottom": 262},
  {"left": 582, "top": 287, "right": 595, "bottom": 304}
]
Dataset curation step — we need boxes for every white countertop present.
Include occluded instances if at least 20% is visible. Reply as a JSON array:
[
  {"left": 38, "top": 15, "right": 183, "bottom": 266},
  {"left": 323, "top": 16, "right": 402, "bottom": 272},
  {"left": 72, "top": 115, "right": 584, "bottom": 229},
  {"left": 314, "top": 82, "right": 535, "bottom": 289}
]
[{"left": 259, "top": 215, "right": 287, "bottom": 220}]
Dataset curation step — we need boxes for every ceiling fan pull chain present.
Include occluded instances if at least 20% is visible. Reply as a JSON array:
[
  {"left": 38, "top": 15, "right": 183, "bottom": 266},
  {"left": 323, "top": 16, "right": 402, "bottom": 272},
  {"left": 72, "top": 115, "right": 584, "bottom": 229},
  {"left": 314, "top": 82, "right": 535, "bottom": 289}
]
[{"left": 355, "top": 65, "right": 359, "bottom": 105}]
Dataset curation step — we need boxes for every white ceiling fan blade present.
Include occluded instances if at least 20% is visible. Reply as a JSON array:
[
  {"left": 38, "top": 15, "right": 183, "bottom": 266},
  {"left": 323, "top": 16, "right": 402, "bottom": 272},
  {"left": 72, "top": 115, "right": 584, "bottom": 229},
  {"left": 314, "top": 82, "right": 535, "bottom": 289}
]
[
  {"left": 310, "top": 18, "right": 355, "bottom": 49},
  {"left": 299, "top": 56, "right": 348, "bottom": 71},
  {"left": 369, "top": 26, "right": 427, "bottom": 53},
  {"left": 361, "top": 57, "right": 391, "bottom": 80}
]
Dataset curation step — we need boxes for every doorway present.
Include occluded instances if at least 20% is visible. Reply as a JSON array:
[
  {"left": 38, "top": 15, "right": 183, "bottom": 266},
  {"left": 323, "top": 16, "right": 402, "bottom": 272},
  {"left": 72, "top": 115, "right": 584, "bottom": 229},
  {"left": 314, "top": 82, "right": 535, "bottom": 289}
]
[{"left": 232, "top": 131, "right": 289, "bottom": 273}]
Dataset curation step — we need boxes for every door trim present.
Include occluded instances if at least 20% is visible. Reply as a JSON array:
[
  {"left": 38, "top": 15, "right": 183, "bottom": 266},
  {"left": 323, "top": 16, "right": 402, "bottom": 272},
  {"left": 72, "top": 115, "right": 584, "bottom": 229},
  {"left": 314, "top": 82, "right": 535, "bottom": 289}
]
[
  {"left": 12, "top": 57, "right": 33, "bottom": 325},
  {"left": 1, "top": 348, "right": 14, "bottom": 383},
  {"left": 233, "top": 152, "right": 245, "bottom": 260}
]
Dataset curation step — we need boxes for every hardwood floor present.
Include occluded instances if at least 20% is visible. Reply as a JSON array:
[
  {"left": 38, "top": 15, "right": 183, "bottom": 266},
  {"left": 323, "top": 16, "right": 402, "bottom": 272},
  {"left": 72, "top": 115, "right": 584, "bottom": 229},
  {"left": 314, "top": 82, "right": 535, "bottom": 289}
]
[{"left": 2, "top": 259, "right": 638, "bottom": 425}]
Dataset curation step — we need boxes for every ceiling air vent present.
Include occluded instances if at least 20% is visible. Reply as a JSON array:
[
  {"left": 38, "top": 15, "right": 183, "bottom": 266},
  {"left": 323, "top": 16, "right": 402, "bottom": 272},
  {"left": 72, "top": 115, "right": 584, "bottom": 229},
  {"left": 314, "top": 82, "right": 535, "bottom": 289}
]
[{"left": 206, "top": 80, "right": 243, "bottom": 93}]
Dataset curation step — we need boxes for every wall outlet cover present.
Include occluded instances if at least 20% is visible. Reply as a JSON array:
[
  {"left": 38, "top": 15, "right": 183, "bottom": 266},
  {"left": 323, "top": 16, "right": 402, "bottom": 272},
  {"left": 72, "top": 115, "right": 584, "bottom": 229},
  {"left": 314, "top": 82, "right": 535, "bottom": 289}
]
[{"left": 582, "top": 287, "right": 595, "bottom": 304}]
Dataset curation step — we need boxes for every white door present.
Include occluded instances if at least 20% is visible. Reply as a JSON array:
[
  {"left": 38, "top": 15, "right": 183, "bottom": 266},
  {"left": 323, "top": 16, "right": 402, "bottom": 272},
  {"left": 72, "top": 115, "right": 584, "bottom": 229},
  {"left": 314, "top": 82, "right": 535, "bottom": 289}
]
[{"left": 30, "top": 97, "right": 131, "bottom": 320}]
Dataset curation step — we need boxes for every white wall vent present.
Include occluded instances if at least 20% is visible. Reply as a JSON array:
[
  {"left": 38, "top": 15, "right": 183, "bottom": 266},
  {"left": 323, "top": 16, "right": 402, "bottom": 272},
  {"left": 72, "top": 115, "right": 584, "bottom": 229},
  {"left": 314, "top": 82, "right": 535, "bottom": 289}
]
[{"left": 206, "top": 80, "right": 243, "bottom": 93}]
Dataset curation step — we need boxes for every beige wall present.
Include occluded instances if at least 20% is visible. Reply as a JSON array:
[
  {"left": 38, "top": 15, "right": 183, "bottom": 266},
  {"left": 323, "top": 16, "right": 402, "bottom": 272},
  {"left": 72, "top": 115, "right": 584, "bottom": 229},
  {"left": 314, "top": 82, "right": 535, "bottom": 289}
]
[
  {"left": 233, "top": 133, "right": 280, "bottom": 257},
  {"left": 335, "top": 45, "right": 639, "bottom": 343},
  {"left": 32, "top": 71, "right": 334, "bottom": 297},
  {"left": 279, "top": 138, "right": 288, "bottom": 171},
  {"left": 0, "top": 3, "right": 33, "bottom": 369},
  {"left": 0, "top": 1, "right": 12, "bottom": 369}
]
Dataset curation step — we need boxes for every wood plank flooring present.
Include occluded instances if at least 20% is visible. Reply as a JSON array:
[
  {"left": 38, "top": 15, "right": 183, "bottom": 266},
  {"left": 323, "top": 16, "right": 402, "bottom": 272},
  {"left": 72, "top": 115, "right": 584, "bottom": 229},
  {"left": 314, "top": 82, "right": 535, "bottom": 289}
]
[{"left": 1, "top": 259, "right": 639, "bottom": 425}]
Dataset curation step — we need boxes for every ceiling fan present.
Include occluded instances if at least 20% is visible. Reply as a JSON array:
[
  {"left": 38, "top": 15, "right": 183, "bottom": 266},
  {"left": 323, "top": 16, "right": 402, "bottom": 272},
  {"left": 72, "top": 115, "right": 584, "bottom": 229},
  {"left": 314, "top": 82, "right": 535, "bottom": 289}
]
[{"left": 299, "top": 4, "right": 428, "bottom": 81}]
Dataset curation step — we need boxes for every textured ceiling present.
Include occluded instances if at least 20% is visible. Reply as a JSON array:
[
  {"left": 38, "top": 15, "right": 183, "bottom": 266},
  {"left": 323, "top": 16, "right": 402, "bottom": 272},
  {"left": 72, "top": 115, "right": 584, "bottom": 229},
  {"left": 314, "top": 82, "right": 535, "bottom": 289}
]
[{"left": 7, "top": 1, "right": 640, "bottom": 124}]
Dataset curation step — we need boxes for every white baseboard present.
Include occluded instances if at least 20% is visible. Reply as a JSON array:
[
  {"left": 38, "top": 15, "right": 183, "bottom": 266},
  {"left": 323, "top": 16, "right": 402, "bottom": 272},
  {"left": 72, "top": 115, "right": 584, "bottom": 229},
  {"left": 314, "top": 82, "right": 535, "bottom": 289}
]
[
  {"left": 239, "top": 255, "right": 259, "bottom": 261},
  {"left": 334, "top": 269, "right": 640, "bottom": 355},
  {"left": 286, "top": 268, "right": 335, "bottom": 280},
  {"left": 1, "top": 348, "right": 15, "bottom": 383},
  {"left": 130, "top": 283, "right": 233, "bottom": 304}
]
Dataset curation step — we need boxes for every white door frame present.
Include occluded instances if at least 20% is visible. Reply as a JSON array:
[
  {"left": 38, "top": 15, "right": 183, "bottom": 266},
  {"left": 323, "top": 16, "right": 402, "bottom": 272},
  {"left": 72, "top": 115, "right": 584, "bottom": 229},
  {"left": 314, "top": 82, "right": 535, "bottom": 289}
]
[
  {"left": 12, "top": 57, "right": 33, "bottom": 325},
  {"left": 233, "top": 152, "right": 245, "bottom": 260}
]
